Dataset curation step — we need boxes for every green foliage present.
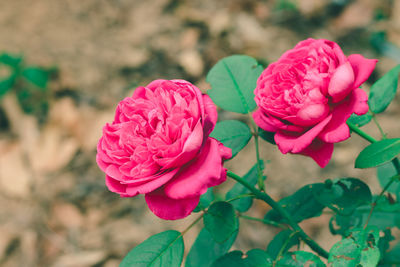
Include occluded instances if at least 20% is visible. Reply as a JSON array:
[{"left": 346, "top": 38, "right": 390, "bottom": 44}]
[
  {"left": 226, "top": 161, "right": 264, "bottom": 212},
  {"left": 206, "top": 55, "right": 263, "bottom": 114},
  {"left": 211, "top": 249, "right": 273, "bottom": 267},
  {"left": 328, "top": 227, "right": 380, "bottom": 267},
  {"left": 120, "top": 230, "right": 184, "bottom": 267},
  {"left": 355, "top": 139, "right": 400, "bottom": 168},
  {"left": 369, "top": 65, "right": 400, "bottom": 114},
  {"left": 381, "top": 241, "right": 400, "bottom": 266},
  {"left": 204, "top": 201, "right": 239, "bottom": 243},
  {"left": 266, "top": 229, "right": 300, "bottom": 260},
  {"left": 210, "top": 120, "right": 252, "bottom": 158},
  {"left": 258, "top": 128, "right": 276, "bottom": 145},
  {"left": 186, "top": 228, "right": 237, "bottom": 267},
  {"left": 22, "top": 67, "right": 49, "bottom": 89},
  {"left": 314, "top": 178, "right": 372, "bottom": 215},
  {"left": 332, "top": 198, "right": 400, "bottom": 235},
  {"left": 0, "top": 52, "right": 53, "bottom": 122},
  {"left": 347, "top": 112, "right": 372, "bottom": 127},
  {"left": 377, "top": 162, "right": 400, "bottom": 198},
  {"left": 193, "top": 187, "right": 215, "bottom": 212},
  {"left": 276, "top": 251, "right": 325, "bottom": 267},
  {"left": 265, "top": 183, "right": 325, "bottom": 224}
]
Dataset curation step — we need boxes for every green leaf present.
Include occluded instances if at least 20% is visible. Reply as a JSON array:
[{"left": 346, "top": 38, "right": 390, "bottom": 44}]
[
  {"left": 186, "top": 228, "right": 237, "bottom": 267},
  {"left": 355, "top": 139, "right": 400, "bottom": 168},
  {"left": 212, "top": 249, "right": 273, "bottom": 267},
  {"left": 0, "top": 75, "right": 15, "bottom": 97},
  {"left": 206, "top": 55, "right": 263, "bottom": 114},
  {"left": 377, "top": 162, "right": 400, "bottom": 198},
  {"left": 194, "top": 188, "right": 214, "bottom": 212},
  {"left": 332, "top": 198, "right": 400, "bottom": 235},
  {"left": 276, "top": 251, "right": 325, "bottom": 267},
  {"left": 0, "top": 53, "right": 22, "bottom": 68},
  {"left": 265, "top": 183, "right": 325, "bottom": 224},
  {"left": 266, "top": 230, "right": 300, "bottom": 260},
  {"left": 226, "top": 161, "right": 263, "bottom": 212},
  {"left": 210, "top": 120, "right": 252, "bottom": 158},
  {"left": 369, "top": 64, "right": 400, "bottom": 114},
  {"left": 120, "top": 230, "right": 184, "bottom": 267},
  {"left": 22, "top": 67, "right": 49, "bottom": 89},
  {"left": 258, "top": 128, "right": 276, "bottom": 145},
  {"left": 328, "top": 228, "right": 380, "bottom": 267},
  {"left": 204, "top": 201, "right": 239, "bottom": 243},
  {"left": 314, "top": 178, "right": 372, "bottom": 215},
  {"left": 347, "top": 113, "right": 372, "bottom": 127},
  {"left": 382, "top": 241, "right": 400, "bottom": 266},
  {"left": 378, "top": 228, "right": 394, "bottom": 259}
]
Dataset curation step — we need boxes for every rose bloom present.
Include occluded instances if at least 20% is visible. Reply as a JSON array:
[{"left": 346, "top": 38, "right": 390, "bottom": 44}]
[
  {"left": 96, "top": 80, "right": 231, "bottom": 220},
  {"left": 253, "top": 39, "right": 377, "bottom": 167}
]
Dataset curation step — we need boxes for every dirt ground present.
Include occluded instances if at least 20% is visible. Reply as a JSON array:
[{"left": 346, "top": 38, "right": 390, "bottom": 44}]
[{"left": 1, "top": 0, "right": 400, "bottom": 266}]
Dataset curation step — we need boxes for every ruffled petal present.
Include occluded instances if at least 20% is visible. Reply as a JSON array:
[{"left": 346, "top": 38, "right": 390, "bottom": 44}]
[
  {"left": 300, "top": 140, "right": 334, "bottom": 168},
  {"left": 164, "top": 138, "right": 230, "bottom": 199},
  {"left": 328, "top": 61, "right": 355, "bottom": 103},
  {"left": 348, "top": 54, "right": 378, "bottom": 88},
  {"left": 275, "top": 114, "right": 332, "bottom": 154},
  {"left": 319, "top": 88, "right": 368, "bottom": 142},
  {"left": 105, "top": 175, "right": 127, "bottom": 194},
  {"left": 145, "top": 188, "right": 200, "bottom": 220},
  {"left": 202, "top": 94, "right": 218, "bottom": 136},
  {"left": 124, "top": 169, "right": 179, "bottom": 196}
]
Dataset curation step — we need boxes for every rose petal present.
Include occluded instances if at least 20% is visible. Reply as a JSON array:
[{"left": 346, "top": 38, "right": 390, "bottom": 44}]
[
  {"left": 125, "top": 169, "right": 179, "bottom": 196},
  {"left": 318, "top": 88, "right": 368, "bottom": 142},
  {"left": 164, "top": 138, "right": 230, "bottom": 199},
  {"left": 105, "top": 175, "right": 127, "bottom": 194},
  {"left": 156, "top": 120, "right": 204, "bottom": 168},
  {"left": 348, "top": 54, "right": 378, "bottom": 88},
  {"left": 145, "top": 188, "right": 200, "bottom": 220},
  {"left": 275, "top": 114, "right": 332, "bottom": 154},
  {"left": 328, "top": 61, "right": 355, "bottom": 103},
  {"left": 202, "top": 94, "right": 218, "bottom": 136},
  {"left": 300, "top": 140, "right": 334, "bottom": 168}
]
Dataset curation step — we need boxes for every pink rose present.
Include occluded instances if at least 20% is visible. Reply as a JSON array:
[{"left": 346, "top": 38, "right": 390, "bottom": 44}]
[
  {"left": 96, "top": 79, "right": 231, "bottom": 220},
  {"left": 253, "top": 39, "right": 377, "bottom": 167}
]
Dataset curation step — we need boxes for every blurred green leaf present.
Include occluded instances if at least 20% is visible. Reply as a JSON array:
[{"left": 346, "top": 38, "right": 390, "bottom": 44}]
[
  {"left": 207, "top": 55, "right": 263, "bottom": 114},
  {"left": 355, "top": 139, "right": 400, "bottom": 169},
  {"left": 0, "top": 53, "right": 22, "bottom": 68},
  {"left": 314, "top": 178, "right": 372, "bottom": 215},
  {"left": 265, "top": 183, "right": 325, "bottom": 224},
  {"left": 266, "top": 229, "right": 299, "bottom": 260},
  {"left": 210, "top": 120, "right": 252, "bottom": 158},
  {"left": 22, "top": 67, "right": 49, "bottom": 89},
  {"left": 204, "top": 201, "right": 239, "bottom": 243},
  {"left": 0, "top": 75, "right": 16, "bottom": 97},
  {"left": 186, "top": 228, "right": 237, "bottom": 267},
  {"left": 276, "top": 251, "right": 325, "bottom": 267},
  {"left": 328, "top": 227, "right": 380, "bottom": 267},
  {"left": 332, "top": 198, "right": 400, "bottom": 235},
  {"left": 226, "top": 161, "right": 263, "bottom": 212},
  {"left": 120, "top": 230, "right": 184, "bottom": 267},
  {"left": 212, "top": 249, "right": 273, "bottom": 267},
  {"left": 369, "top": 65, "right": 400, "bottom": 114},
  {"left": 377, "top": 162, "right": 400, "bottom": 198}
]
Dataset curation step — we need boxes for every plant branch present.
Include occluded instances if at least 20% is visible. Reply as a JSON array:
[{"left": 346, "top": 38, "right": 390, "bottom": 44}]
[
  {"left": 181, "top": 214, "right": 203, "bottom": 236},
  {"left": 227, "top": 171, "right": 329, "bottom": 259},
  {"left": 371, "top": 113, "right": 386, "bottom": 139}
]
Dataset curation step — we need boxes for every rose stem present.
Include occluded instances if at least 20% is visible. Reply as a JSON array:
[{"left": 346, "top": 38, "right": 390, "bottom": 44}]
[
  {"left": 248, "top": 113, "right": 265, "bottom": 191},
  {"left": 181, "top": 214, "right": 204, "bottom": 236},
  {"left": 226, "top": 170, "right": 329, "bottom": 259}
]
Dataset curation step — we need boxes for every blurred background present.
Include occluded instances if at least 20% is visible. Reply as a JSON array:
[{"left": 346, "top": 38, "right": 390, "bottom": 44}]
[{"left": 0, "top": 0, "right": 400, "bottom": 266}]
